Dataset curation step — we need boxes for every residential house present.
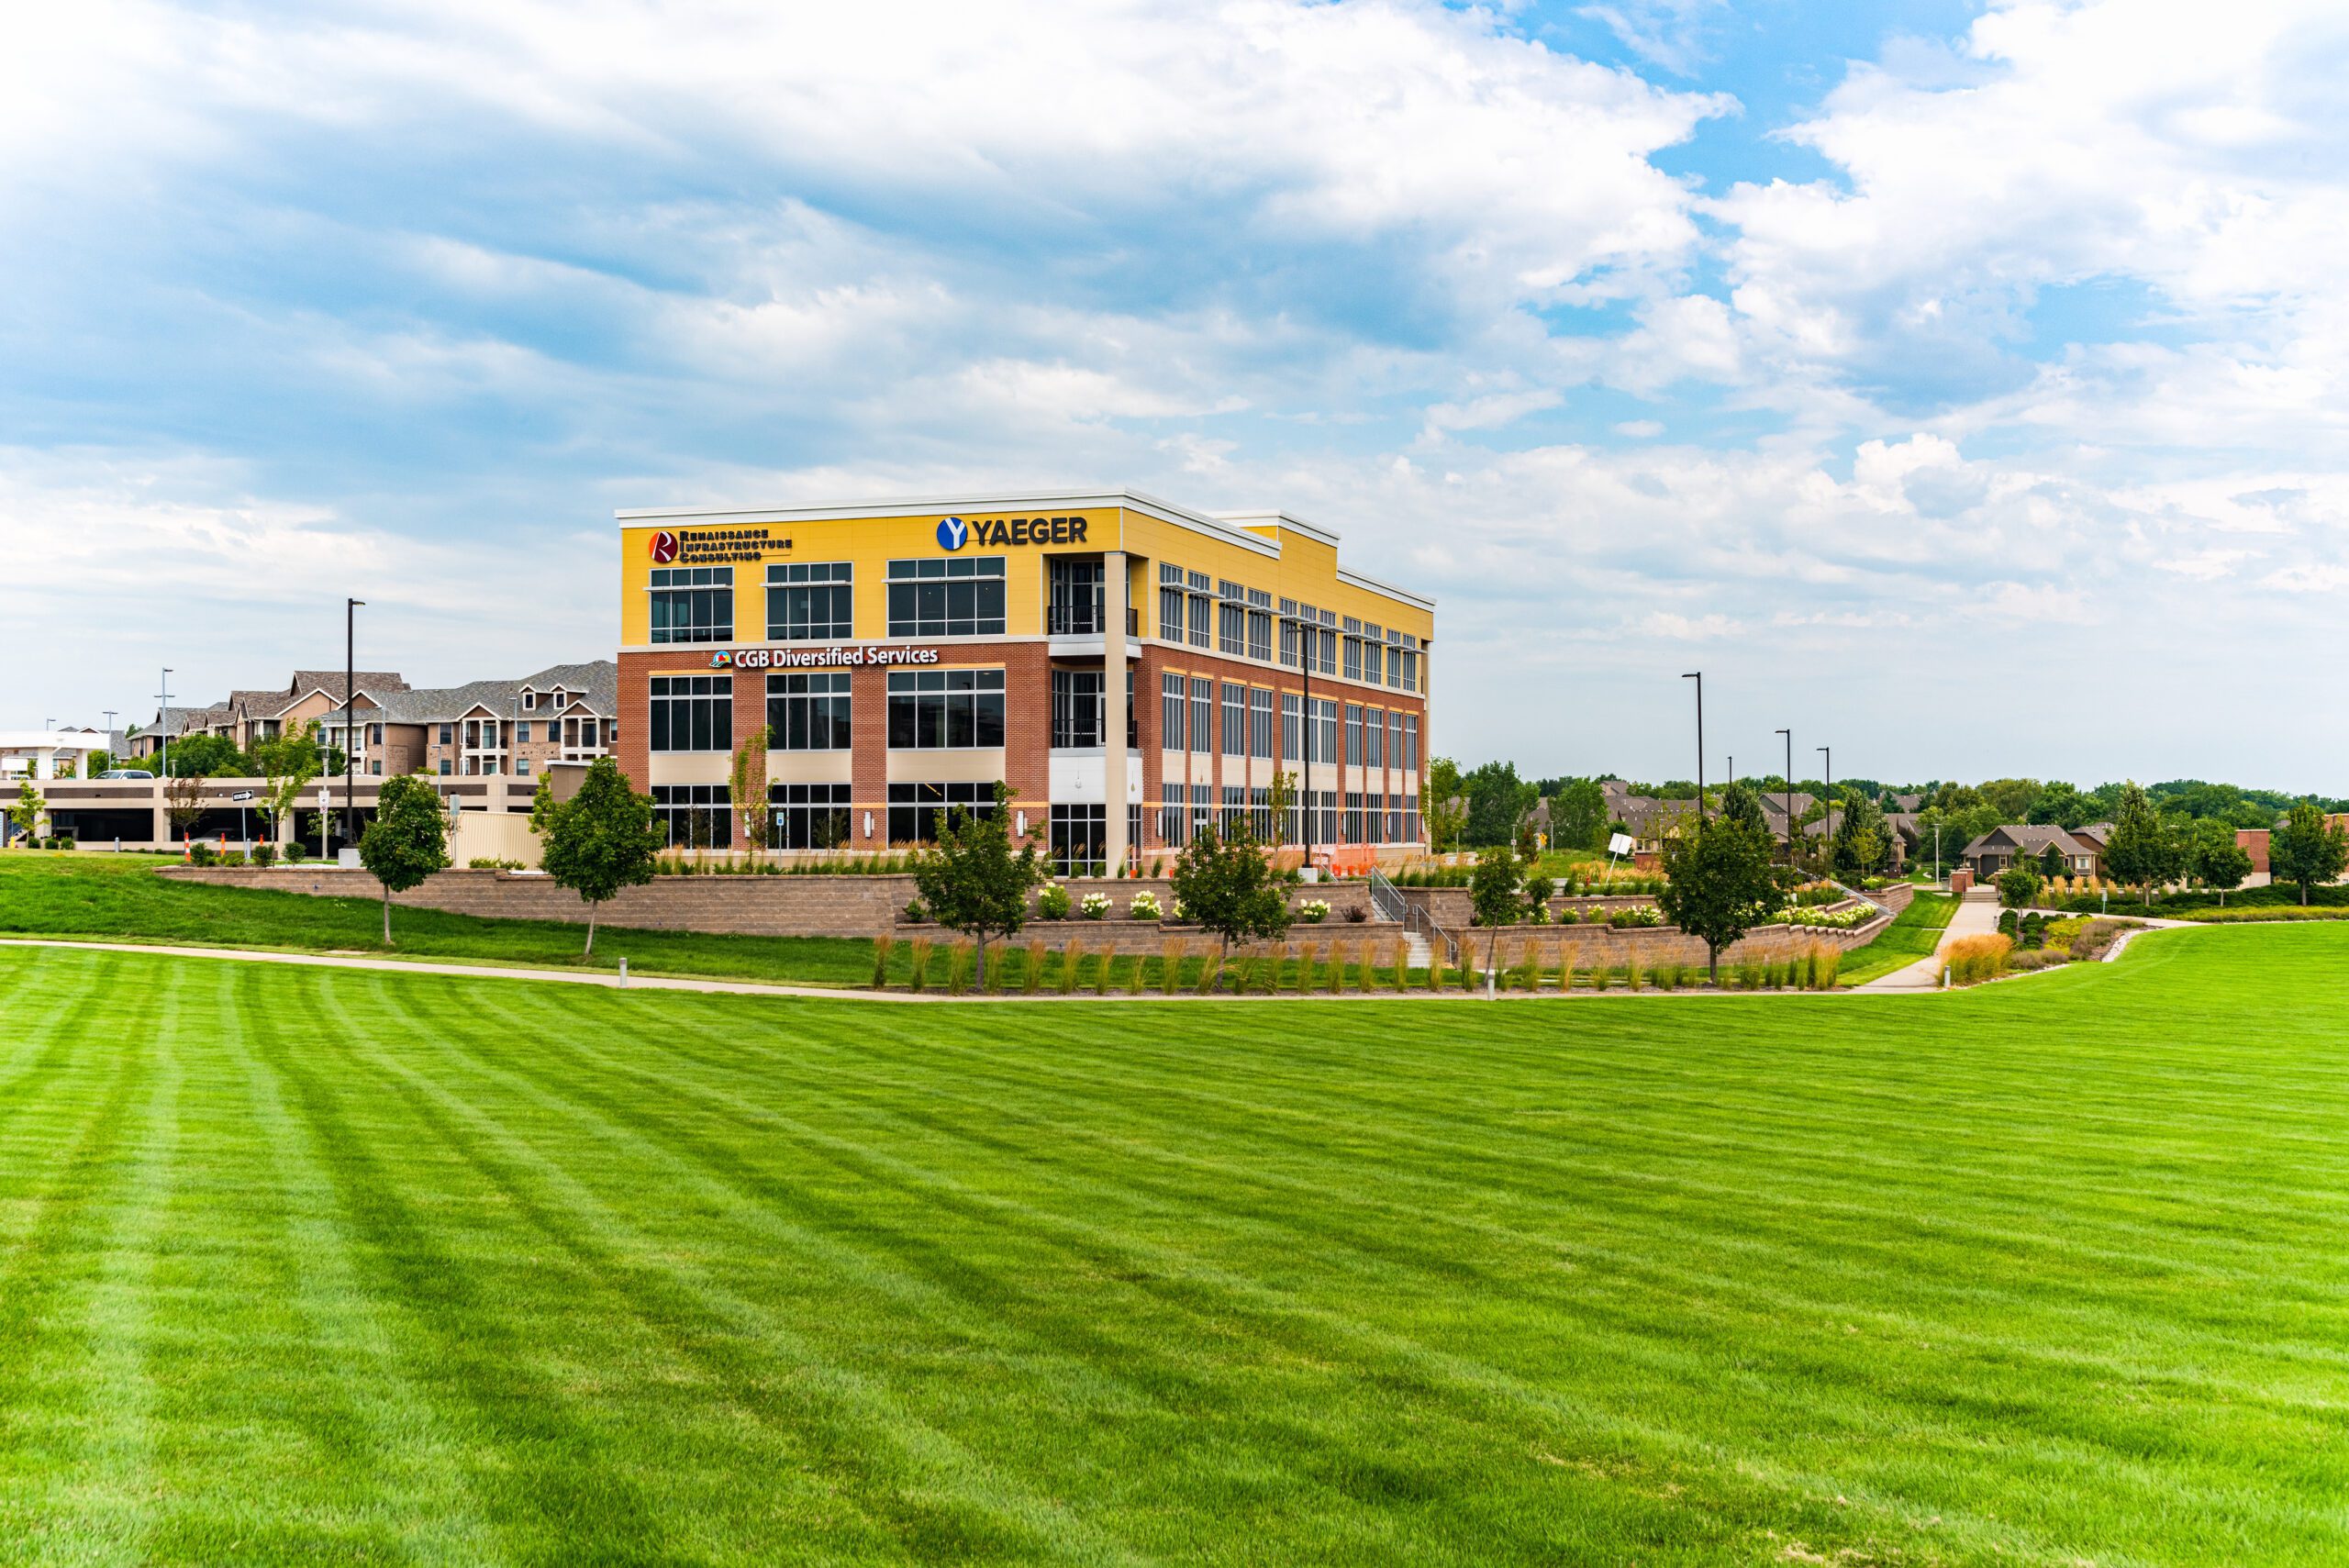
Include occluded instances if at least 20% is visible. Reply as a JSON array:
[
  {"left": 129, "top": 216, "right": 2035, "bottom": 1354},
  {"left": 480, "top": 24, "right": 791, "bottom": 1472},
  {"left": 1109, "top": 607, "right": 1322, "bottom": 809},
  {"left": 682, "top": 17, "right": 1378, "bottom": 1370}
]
[{"left": 1960, "top": 824, "right": 2104, "bottom": 882}]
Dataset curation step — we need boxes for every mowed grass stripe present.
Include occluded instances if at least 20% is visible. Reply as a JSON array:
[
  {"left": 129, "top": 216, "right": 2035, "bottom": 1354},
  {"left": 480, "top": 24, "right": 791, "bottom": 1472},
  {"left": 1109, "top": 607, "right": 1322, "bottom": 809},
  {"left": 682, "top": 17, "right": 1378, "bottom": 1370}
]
[
  {"left": 443, "top": 967, "right": 2330, "bottom": 1558},
  {"left": 333, "top": 973, "right": 1152, "bottom": 1568},
  {"left": 3, "top": 929, "right": 2349, "bottom": 1562}
]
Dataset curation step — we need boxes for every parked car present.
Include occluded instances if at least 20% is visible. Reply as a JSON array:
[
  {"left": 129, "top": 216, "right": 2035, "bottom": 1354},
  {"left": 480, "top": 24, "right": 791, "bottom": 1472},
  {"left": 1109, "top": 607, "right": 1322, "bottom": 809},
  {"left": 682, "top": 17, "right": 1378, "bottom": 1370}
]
[{"left": 98, "top": 769, "right": 154, "bottom": 779}]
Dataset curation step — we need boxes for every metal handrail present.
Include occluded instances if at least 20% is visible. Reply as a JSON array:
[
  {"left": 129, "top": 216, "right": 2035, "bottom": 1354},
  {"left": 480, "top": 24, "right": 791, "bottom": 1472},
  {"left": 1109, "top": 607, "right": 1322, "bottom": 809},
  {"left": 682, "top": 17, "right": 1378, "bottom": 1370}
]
[
  {"left": 1407, "top": 903, "right": 1460, "bottom": 965},
  {"left": 1367, "top": 867, "right": 1406, "bottom": 923}
]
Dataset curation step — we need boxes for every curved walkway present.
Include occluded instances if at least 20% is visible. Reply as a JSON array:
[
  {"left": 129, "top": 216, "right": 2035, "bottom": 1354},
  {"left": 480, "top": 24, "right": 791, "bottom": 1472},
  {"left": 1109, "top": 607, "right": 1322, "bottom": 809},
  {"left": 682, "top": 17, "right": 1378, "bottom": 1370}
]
[{"left": 1853, "top": 895, "right": 2006, "bottom": 993}]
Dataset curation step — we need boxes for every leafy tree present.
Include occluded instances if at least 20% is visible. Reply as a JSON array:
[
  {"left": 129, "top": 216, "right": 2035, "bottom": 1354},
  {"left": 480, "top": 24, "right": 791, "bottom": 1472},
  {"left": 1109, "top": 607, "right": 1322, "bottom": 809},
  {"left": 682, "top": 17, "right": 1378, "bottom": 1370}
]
[
  {"left": 1548, "top": 777, "right": 1608, "bottom": 852},
  {"left": 2103, "top": 781, "right": 2184, "bottom": 905},
  {"left": 1657, "top": 818, "right": 1784, "bottom": 985},
  {"left": 1996, "top": 861, "right": 2043, "bottom": 909},
  {"left": 1424, "top": 758, "right": 1467, "bottom": 854},
  {"left": 9, "top": 779, "right": 44, "bottom": 844},
  {"left": 161, "top": 733, "right": 243, "bottom": 778},
  {"left": 1467, "top": 844, "right": 1523, "bottom": 989},
  {"left": 163, "top": 773, "right": 209, "bottom": 844},
  {"left": 2190, "top": 821, "right": 2253, "bottom": 906},
  {"left": 1168, "top": 814, "right": 1291, "bottom": 967},
  {"left": 911, "top": 780, "right": 1044, "bottom": 984},
  {"left": 1831, "top": 790, "right": 1888, "bottom": 877},
  {"left": 2037, "top": 842, "right": 2065, "bottom": 880},
  {"left": 1719, "top": 779, "right": 1768, "bottom": 837},
  {"left": 2270, "top": 802, "right": 2348, "bottom": 906},
  {"left": 538, "top": 757, "right": 666, "bottom": 957},
  {"left": 358, "top": 773, "right": 450, "bottom": 945},
  {"left": 729, "top": 724, "right": 773, "bottom": 854},
  {"left": 1977, "top": 777, "right": 2043, "bottom": 821},
  {"left": 250, "top": 722, "right": 323, "bottom": 845},
  {"left": 83, "top": 750, "right": 113, "bottom": 778},
  {"left": 1267, "top": 769, "right": 1297, "bottom": 857},
  {"left": 2026, "top": 781, "right": 2092, "bottom": 828},
  {"left": 1461, "top": 761, "right": 1537, "bottom": 849}
]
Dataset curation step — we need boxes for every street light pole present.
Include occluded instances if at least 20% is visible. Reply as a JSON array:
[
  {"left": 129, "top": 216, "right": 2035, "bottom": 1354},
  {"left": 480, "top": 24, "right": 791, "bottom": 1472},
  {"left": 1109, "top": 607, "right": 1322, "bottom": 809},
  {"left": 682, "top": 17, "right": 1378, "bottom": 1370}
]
[
  {"left": 159, "top": 668, "right": 173, "bottom": 783},
  {"left": 1818, "top": 745, "right": 1833, "bottom": 864},
  {"left": 1284, "top": 613, "right": 1316, "bottom": 873},
  {"left": 1690, "top": 672, "right": 1705, "bottom": 817},
  {"left": 344, "top": 598, "right": 364, "bottom": 849},
  {"left": 1775, "top": 728, "right": 1791, "bottom": 860}
]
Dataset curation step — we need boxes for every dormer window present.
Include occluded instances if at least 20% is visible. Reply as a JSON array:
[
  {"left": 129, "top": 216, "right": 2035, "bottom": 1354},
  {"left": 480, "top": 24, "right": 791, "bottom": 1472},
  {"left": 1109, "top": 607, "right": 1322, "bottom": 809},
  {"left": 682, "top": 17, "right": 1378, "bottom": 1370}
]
[{"left": 521, "top": 691, "right": 538, "bottom": 711}]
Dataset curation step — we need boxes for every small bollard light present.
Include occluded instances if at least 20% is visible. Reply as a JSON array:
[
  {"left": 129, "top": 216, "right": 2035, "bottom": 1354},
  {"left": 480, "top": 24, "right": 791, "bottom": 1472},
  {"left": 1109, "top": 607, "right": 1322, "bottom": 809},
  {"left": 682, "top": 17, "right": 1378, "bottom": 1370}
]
[{"left": 618, "top": 957, "right": 628, "bottom": 988}]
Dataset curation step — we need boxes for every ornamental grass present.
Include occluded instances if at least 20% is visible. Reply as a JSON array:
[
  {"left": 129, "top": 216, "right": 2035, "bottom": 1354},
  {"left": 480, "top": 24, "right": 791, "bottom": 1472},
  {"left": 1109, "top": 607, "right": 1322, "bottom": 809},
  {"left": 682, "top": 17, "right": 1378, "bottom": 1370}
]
[
  {"left": 907, "top": 937, "right": 933, "bottom": 994},
  {"left": 1944, "top": 932, "right": 2013, "bottom": 985}
]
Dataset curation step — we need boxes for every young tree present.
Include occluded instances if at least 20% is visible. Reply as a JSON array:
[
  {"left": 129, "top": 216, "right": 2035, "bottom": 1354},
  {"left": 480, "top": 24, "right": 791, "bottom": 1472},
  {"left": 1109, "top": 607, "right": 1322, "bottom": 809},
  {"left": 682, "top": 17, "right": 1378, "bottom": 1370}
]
[
  {"left": 1657, "top": 817, "right": 1785, "bottom": 985},
  {"left": 2190, "top": 823, "right": 2253, "bottom": 906},
  {"left": 1831, "top": 790, "right": 1888, "bottom": 878},
  {"left": 163, "top": 773, "right": 209, "bottom": 845},
  {"left": 2036, "top": 842, "right": 2065, "bottom": 880},
  {"left": 250, "top": 721, "right": 323, "bottom": 846},
  {"left": 538, "top": 757, "right": 666, "bottom": 957},
  {"left": 1169, "top": 817, "right": 1291, "bottom": 965},
  {"left": 9, "top": 778, "right": 45, "bottom": 845},
  {"left": 1424, "top": 758, "right": 1467, "bottom": 854},
  {"left": 1267, "top": 769, "right": 1297, "bottom": 857},
  {"left": 2270, "top": 801, "right": 2348, "bottom": 906},
  {"left": 358, "top": 773, "right": 450, "bottom": 945},
  {"left": 1719, "top": 778, "right": 1769, "bottom": 837},
  {"left": 1467, "top": 843, "right": 1523, "bottom": 992},
  {"left": 910, "top": 780, "right": 1043, "bottom": 986},
  {"left": 729, "top": 724, "right": 774, "bottom": 855},
  {"left": 159, "top": 732, "right": 243, "bottom": 778},
  {"left": 1544, "top": 777, "right": 1604, "bottom": 853},
  {"left": 1996, "top": 861, "right": 2043, "bottom": 909},
  {"left": 1462, "top": 761, "right": 1539, "bottom": 848},
  {"left": 2103, "top": 781, "right": 2184, "bottom": 905}
]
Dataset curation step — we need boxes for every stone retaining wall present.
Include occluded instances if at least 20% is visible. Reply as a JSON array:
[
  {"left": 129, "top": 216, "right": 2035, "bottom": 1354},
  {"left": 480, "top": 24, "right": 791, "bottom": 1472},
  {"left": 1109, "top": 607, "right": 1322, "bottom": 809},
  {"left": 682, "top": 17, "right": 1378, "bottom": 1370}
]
[{"left": 158, "top": 866, "right": 1375, "bottom": 938}]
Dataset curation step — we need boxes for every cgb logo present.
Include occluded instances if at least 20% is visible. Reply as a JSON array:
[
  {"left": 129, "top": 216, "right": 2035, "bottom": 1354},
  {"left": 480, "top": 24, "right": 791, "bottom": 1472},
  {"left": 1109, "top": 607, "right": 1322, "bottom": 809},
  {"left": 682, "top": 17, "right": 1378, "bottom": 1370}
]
[
  {"left": 935, "top": 516, "right": 970, "bottom": 550},
  {"left": 649, "top": 529, "right": 680, "bottom": 563}
]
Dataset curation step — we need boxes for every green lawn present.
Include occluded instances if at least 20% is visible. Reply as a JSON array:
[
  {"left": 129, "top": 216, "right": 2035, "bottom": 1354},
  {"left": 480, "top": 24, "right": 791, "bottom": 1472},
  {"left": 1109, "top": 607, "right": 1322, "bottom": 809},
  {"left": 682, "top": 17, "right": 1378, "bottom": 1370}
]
[
  {"left": 0, "top": 850, "right": 881, "bottom": 986},
  {"left": 1833, "top": 889, "right": 1960, "bottom": 984},
  {"left": 2, "top": 925, "right": 2346, "bottom": 1562}
]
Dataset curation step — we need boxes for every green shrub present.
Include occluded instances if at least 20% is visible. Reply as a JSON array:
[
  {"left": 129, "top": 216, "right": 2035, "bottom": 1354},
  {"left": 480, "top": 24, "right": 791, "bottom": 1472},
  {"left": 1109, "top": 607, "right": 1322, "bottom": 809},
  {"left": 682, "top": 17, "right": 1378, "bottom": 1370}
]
[
  {"left": 188, "top": 842, "right": 217, "bottom": 867},
  {"left": 1737, "top": 960, "right": 1765, "bottom": 991},
  {"left": 1037, "top": 884, "right": 1072, "bottom": 920},
  {"left": 250, "top": 842, "right": 278, "bottom": 869},
  {"left": 284, "top": 840, "right": 307, "bottom": 863}
]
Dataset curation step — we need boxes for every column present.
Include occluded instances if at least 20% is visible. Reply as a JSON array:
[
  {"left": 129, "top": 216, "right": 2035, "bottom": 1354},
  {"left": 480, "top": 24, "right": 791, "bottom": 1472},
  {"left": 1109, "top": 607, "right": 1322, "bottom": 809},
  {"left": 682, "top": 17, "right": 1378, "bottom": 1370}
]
[{"left": 1102, "top": 550, "right": 1130, "bottom": 873}]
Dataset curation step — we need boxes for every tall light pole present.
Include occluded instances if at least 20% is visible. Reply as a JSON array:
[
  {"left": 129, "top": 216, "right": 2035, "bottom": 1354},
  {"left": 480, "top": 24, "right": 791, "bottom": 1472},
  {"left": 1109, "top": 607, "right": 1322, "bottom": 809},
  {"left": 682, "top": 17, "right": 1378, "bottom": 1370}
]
[
  {"left": 159, "top": 669, "right": 173, "bottom": 781},
  {"left": 344, "top": 598, "right": 364, "bottom": 848},
  {"left": 1775, "top": 728, "right": 1791, "bottom": 860},
  {"left": 1282, "top": 612, "right": 1316, "bottom": 871},
  {"left": 1818, "top": 745, "right": 1833, "bottom": 862},
  {"left": 1682, "top": 672, "right": 1704, "bottom": 820}
]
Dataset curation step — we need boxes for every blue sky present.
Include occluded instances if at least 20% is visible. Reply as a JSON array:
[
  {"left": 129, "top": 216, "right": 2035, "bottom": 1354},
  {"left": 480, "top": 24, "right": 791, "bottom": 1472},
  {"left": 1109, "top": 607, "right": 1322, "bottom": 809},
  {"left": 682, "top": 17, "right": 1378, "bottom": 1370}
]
[{"left": 6, "top": 0, "right": 2348, "bottom": 788}]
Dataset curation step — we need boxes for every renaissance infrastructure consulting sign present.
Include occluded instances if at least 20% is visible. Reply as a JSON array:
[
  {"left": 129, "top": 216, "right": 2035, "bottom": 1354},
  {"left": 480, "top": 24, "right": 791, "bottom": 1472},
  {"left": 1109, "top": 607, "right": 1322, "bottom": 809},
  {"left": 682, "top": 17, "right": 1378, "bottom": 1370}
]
[{"left": 711, "top": 645, "right": 943, "bottom": 670}]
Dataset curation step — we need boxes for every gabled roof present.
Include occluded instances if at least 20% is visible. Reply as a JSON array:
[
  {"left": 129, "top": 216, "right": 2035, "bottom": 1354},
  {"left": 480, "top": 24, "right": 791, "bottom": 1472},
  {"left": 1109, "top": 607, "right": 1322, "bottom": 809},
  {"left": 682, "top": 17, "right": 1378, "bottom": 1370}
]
[
  {"left": 377, "top": 661, "right": 618, "bottom": 725},
  {"left": 291, "top": 670, "right": 408, "bottom": 697},
  {"left": 1960, "top": 824, "right": 2099, "bottom": 859}
]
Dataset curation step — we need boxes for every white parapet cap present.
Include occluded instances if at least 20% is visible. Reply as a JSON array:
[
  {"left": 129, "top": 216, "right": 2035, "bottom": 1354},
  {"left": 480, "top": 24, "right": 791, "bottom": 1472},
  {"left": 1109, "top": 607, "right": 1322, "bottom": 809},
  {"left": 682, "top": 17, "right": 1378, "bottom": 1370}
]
[{"left": 0, "top": 731, "right": 109, "bottom": 754}]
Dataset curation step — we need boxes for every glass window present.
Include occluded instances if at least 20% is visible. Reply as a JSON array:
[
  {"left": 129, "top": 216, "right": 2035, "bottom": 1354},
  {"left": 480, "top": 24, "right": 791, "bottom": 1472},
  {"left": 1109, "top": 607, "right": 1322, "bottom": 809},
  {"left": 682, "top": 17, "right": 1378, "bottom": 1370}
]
[
  {"left": 651, "top": 784, "right": 732, "bottom": 849},
  {"left": 886, "top": 781, "right": 997, "bottom": 845},
  {"left": 1343, "top": 636, "right": 1363, "bottom": 682},
  {"left": 1400, "top": 714, "right": 1419, "bottom": 773},
  {"left": 1219, "top": 601, "right": 1245, "bottom": 656},
  {"left": 1050, "top": 803, "right": 1107, "bottom": 876},
  {"left": 1365, "top": 709, "right": 1384, "bottom": 771},
  {"left": 1187, "top": 593, "right": 1211, "bottom": 649},
  {"left": 766, "top": 562, "right": 853, "bottom": 641},
  {"left": 1160, "top": 584, "right": 1185, "bottom": 642},
  {"left": 1316, "top": 698, "right": 1339, "bottom": 766},
  {"left": 1160, "top": 672, "right": 1186, "bottom": 751},
  {"left": 1282, "top": 692, "right": 1301, "bottom": 762},
  {"left": 1189, "top": 677, "right": 1211, "bottom": 753},
  {"left": 1344, "top": 792, "right": 1364, "bottom": 844},
  {"left": 1159, "top": 784, "right": 1187, "bottom": 848},
  {"left": 1049, "top": 558, "right": 1106, "bottom": 635},
  {"left": 885, "top": 668, "right": 1006, "bottom": 750},
  {"left": 1345, "top": 704, "right": 1363, "bottom": 767},
  {"left": 517, "top": 722, "right": 531, "bottom": 743},
  {"left": 437, "top": 723, "right": 451, "bottom": 745},
  {"left": 1052, "top": 668, "right": 1105, "bottom": 749},
  {"left": 768, "top": 782, "right": 852, "bottom": 850},
  {"left": 1221, "top": 682, "right": 1245, "bottom": 756},
  {"left": 649, "top": 675, "right": 732, "bottom": 753},
  {"left": 766, "top": 672, "right": 852, "bottom": 751},
  {"left": 1249, "top": 688, "right": 1273, "bottom": 760},
  {"left": 1247, "top": 608, "right": 1272, "bottom": 662},
  {"left": 650, "top": 566, "right": 734, "bottom": 644},
  {"left": 1220, "top": 785, "right": 1246, "bottom": 837},
  {"left": 517, "top": 759, "right": 531, "bottom": 776},
  {"left": 885, "top": 557, "right": 1006, "bottom": 637}
]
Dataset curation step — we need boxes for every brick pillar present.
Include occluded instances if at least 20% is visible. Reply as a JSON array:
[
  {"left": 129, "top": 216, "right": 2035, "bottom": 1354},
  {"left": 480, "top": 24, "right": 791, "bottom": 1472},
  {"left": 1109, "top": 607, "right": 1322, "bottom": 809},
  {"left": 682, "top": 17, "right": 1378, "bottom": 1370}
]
[
  {"left": 729, "top": 671, "right": 765, "bottom": 849},
  {"left": 852, "top": 663, "right": 889, "bottom": 848},
  {"left": 1000, "top": 642, "right": 1051, "bottom": 852},
  {"left": 1102, "top": 551, "right": 1129, "bottom": 873}
]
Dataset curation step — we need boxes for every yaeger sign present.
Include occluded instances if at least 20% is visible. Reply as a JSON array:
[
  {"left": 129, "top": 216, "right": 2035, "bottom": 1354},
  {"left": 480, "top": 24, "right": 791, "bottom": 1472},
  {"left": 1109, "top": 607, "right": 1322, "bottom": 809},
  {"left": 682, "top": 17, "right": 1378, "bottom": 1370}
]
[
  {"left": 709, "top": 645, "right": 942, "bottom": 670},
  {"left": 936, "top": 514, "right": 1093, "bottom": 550}
]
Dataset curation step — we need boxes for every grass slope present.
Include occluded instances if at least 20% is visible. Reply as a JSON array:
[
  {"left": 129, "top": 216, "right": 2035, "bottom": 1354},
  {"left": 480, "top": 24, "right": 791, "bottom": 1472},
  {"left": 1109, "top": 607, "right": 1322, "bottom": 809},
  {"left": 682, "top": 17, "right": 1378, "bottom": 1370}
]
[
  {"left": 3, "top": 925, "right": 2347, "bottom": 1562},
  {"left": 0, "top": 851, "right": 879, "bottom": 986},
  {"left": 1833, "top": 890, "right": 1960, "bottom": 985}
]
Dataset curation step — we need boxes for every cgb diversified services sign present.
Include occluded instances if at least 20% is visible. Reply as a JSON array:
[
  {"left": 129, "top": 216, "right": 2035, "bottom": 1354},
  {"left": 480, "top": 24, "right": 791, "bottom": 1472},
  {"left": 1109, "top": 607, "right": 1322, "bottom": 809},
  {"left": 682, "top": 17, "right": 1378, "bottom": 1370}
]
[{"left": 710, "top": 644, "right": 942, "bottom": 670}]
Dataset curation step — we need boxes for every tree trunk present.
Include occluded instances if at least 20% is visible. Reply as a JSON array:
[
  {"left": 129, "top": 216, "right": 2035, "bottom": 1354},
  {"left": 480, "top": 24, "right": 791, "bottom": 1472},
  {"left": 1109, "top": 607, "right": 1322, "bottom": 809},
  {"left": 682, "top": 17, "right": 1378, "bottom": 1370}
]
[
  {"left": 1486, "top": 929, "right": 1499, "bottom": 997},
  {"left": 974, "top": 935, "right": 986, "bottom": 989},
  {"left": 2303, "top": 882, "right": 2311, "bottom": 907},
  {"left": 584, "top": 901, "right": 598, "bottom": 957},
  {"left": 1708, "top": 942, "right": 1719, "bottom": 986},
  {"left": 382, "top": 884, "right": 393, "bottom": 946}
]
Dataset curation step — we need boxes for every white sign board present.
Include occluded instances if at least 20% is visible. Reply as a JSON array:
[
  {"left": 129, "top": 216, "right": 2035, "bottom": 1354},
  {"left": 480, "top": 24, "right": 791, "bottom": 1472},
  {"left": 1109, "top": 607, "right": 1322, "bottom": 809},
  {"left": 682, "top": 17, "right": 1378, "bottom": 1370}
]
[
  {"left": 229, "top": 790, "right": 255, "bottom": 803},
  {"left": 1607, "top": 831, "right": 1636, "bottom": 857}
]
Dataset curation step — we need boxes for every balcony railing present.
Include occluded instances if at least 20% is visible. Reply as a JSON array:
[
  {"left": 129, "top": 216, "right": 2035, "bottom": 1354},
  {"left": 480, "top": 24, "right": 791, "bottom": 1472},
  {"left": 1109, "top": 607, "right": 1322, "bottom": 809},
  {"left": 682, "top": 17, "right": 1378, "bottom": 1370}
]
[{"left": 1045, "top": 604, "right": 1142, "bottom": 636}]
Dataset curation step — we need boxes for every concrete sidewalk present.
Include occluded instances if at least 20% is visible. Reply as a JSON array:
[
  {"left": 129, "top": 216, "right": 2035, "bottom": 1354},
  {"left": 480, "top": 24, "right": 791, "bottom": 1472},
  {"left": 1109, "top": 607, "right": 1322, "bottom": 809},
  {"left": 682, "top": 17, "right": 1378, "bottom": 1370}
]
[{"left": 1854, "top": 894, "right": 2004, "bottom": 992}]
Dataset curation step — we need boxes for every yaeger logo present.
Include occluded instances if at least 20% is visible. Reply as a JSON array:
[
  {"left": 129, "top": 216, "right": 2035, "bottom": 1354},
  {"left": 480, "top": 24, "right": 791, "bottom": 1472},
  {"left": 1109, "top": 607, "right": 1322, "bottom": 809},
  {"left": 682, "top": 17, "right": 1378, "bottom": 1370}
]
[
  {"left": 935, "top": 516, "right": 970, "bottom": 550},
  {"left": 649, "top": 529, "right": 680, "bottom": 563}
]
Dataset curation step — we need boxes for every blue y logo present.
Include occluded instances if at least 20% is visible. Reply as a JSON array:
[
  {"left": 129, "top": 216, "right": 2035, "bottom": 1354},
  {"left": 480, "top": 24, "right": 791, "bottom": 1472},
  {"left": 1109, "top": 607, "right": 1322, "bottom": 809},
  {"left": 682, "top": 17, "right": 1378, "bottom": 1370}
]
[{"left": 935, "top": 516, "right": 969, "bottom": 550}]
